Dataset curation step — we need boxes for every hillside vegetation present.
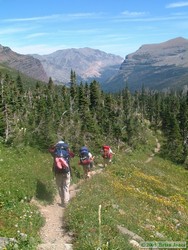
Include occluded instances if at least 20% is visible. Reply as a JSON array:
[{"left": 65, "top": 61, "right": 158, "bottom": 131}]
[
  {"left": 0, "top": 129, "right": 187, "bottom": 249},
  {"left": 0, "top": 144, "right": 52, "bottom": 249},
  {"left": 0, "top": 68, "right": 188, "bottom": 249},
  {"left": 64, "top": 131, "right": 188, "bottom": 249},
  {"left": 0, "top": 63, "right": 46, "bottom": 90}
]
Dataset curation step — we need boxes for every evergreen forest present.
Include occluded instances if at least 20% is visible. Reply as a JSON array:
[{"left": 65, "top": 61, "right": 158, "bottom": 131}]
[
  {"left": 1, "top": 70, "right": 188, "bottom": 166},
  {"left": 1, "top": 69, "right": 188, "bottom": 249}
]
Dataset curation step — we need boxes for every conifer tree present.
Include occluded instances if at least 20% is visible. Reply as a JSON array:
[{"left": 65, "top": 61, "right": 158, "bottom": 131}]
[
  {"left": 0, "top": 72, "right": 6, "bottom": 138},
  {"left": 162, "top": 111, "right": 183, "bottom": 163},
  {"left": 48, "top": 77, "right": 54, "bottom": 90},
  {"left": 70, "top": 69, "right": 77, "bottom": 98},
  {"left": 16, "top": 73, "right": 24, "bottom": 94},
  {"left": 139, "top": 84, "right": 147, "bottom": 122},
  {"left": 2, "top": 74, "right": 15, "bottom": 142},
  {"left": 153, "top": 92, "right": 162, "bottom": 129},
  {"left": 122, "top": 86, "right": 132, "bottom": 121},
  {"left": 69, "top": 70, "right": 78, "bottom": 113},
  {"left": 89, "top": 80, "right": 101, "bottom": 112},
  {"left": 78, "top": 83, "right": 99, "bottom": 134},
  {"left": 78, "top": 83, "right": 89, "bottom": 115},
  {"left": 102, "top": 94, "right": 114, "bottom": 135},
  {"left": 178, "top": 97, "right": 188, "bottom": 160}
]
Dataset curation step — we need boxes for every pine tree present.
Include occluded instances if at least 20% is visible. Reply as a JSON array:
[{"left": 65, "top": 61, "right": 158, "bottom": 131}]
[
  {"left": 162, "top": 112, "right": 184, "bottom": 163},
  {"left": 89, "top": 80, "right": 101, "bottom": 113},
  {"left": 178, "top": 96, "right": 188, "bottom": 161},
  {"left": 0, "top": 72, "right": 6, "bottom": 138},
  {"left": 70, "top": 69, "right": 77, "bottom": 99},
  {"left": 16, "top": 73, "right": 24, "bottom": 94},
  {"left": 2, "top": 74, "right": 15, "bottom": 142},
  {"left": 139, "top": 84, "right": 147, "bottom": 122},
  {"left": 153, "top": 92, "right": 162, "bottom": 129}
]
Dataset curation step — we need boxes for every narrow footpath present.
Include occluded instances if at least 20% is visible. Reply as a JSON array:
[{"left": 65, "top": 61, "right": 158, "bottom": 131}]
[
  {"left": 35, "top": 170, "right": 101, "bottom": 250},
  {"left": 35, "top": 139, "right": 160, "bottom": 250}
]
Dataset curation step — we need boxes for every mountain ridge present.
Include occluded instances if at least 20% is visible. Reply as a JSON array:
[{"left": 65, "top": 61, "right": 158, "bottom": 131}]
[
  {"left": 0, "top": 44, "right": 48, "bottom": 82},
  {"left": 1, "top": 37, "right": 188, "bottom": 92},
  {"left": 103, "top": 37, "right": 188, "bottom": 92},
  {"left": 32, "top": 47, "right": 124, "bottom": 84}
]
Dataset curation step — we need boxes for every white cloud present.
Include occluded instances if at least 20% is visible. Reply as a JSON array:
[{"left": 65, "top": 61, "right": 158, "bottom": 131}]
[
  {"left": 0, "top": 27, "right": 30, "bottom": 35},
  {"left": 11, "top": 44, "right": 68, "bottom": 55},
  {"left": 166, "top": 2, "right": 188, "bottom": 8},
  {"left": 121, "top": 10, "right": 148, "bottom": 17},
  {"left": 66, "top": 12, "right": 103, "bottom": 18},
  {"left": 26, "top": 33, "right": 48, "bottom": 38},
  {"left": 3, "top": 14, "right": 61, "bottom": 22},
  {"left": 2, "top": 12, "right": 104, "bottom": 24},
  {"left": 113, "top": 13, "right": 188, "bottom": 23}
]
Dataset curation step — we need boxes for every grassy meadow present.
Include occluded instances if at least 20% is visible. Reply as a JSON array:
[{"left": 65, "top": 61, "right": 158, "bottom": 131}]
[
  {"left": 0, "top": 129, "right": 188, "bottom": 249},
  {"left": 64, "top": 133, "right": 188, "bottom": 249},
  {"left": 0, "top": 143, "right": 83, "bottom": 249},
  {"left": 0, "top": 144, "right": 56, "bottom": 249}
]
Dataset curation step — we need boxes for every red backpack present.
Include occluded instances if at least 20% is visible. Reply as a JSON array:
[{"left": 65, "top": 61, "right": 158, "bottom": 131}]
[
  {"left": 49, "top": 142, "right": 70, "bottom": 174},
  {"left": 79, "top": 147, "right": 91, "bottom": 165},
  {"left": 102, "top": 145, "right": 112, "bottom": 159}
]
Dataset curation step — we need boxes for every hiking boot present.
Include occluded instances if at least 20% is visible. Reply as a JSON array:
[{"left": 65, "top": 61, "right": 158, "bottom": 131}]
[{"left": 61, "top": 202, "right": 68, "bottom": 208}]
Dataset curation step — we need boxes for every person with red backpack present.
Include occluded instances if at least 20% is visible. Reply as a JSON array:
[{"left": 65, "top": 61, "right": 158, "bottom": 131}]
[
  {"left": 101, "top": 145, "right": 115, "bottom": 167},
  {"left": 79, "top": 146, "right": 95, "bottom": 179},
  {"left": 48, "top": 140, "right": 74, "bottom": 207}
]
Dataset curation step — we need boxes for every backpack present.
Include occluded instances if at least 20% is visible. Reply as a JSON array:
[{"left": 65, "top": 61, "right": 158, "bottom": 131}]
[
  {"left": 53, "top": 143, "right": 70, "bottom": 174},
  {"left": 102, "top": 145, "right": 111, "bottom": 159},
  {"left": 79, "top": 146, "right": 91, "bottom": 165}
]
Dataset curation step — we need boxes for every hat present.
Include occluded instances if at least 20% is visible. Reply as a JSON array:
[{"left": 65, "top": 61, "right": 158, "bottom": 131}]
[{"left": 57, "top": 140, "right": 64, "bottom": 144}]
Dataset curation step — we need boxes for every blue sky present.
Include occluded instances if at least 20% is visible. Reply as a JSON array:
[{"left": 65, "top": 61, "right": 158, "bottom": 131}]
[{"left": 0, "top": 0, "right": 188, "bottom": 58}]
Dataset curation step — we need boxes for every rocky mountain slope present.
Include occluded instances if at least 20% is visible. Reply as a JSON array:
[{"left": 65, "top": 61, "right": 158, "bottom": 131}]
[
  {"left": 103, "top": 37, "right": 188, "bottom": 92},
  {"left": 0, "top": 45, "right": 48, "bottom": 82},
  {"left": 32, "top": 48, "right": 124, "bottom": 84},
  {"left": 1, "top": 37, "right": 188, "bottom": 93}
]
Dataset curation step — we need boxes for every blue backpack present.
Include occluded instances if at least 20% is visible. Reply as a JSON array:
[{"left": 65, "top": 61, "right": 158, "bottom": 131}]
[
  {"left": 55, "top": 143, "right": 69, "bottom": 157},
  {"left": 54, "top": 143, "right": 70, "bottom": 173},
  {"left": 79, "top": 146, "right": 91, "bottom": 165}
]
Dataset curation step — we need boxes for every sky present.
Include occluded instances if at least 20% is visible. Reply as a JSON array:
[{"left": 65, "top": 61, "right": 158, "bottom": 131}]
[{"left": 0, "top": 0, "right": 188, "bottom": 58}]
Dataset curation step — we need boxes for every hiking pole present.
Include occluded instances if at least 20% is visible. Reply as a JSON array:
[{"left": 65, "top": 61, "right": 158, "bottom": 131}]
[{"left": 97, "top": 204, "right": 102, "bottom": 250}]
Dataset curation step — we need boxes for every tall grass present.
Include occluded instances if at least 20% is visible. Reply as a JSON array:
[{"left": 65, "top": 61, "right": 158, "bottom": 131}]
[
  {"left": 0, "top": 143, "right": 85, "bottom": 249},
  {"left": 0, "top": 144, "right": 56, "bottom": 249},
  {"left": 1, "top": 129, "right": 188, "bottom": 249},
  {"left": 64, "top": 132, "right": 188, "bottom": 249}
]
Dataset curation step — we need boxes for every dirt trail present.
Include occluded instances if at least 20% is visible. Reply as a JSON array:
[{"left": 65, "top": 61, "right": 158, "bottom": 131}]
[
  {"left": 145, "top": 138, "right": 160, "bottom": 163},
  {"left": 35, "top": 187, "right": 76, "bottom": 250},
  {"left": 35, "top": 139, "right": 160, "bottom": 250},
  {"left": 35, "top": 170, "right": 101, "bottom": 250}
]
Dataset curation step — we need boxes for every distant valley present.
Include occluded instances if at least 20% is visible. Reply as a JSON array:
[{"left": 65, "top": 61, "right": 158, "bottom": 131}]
[
  {"left": 0, "top": 37, "right": 188, "bottom": 92},
  {"left": 32, "top": 48, "right": 123, "bottom": 86}
]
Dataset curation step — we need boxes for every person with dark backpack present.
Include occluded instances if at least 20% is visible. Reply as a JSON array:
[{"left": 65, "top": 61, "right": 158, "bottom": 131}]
[
  {"left": 48, "top": 140, "right": 74, "bottom": 207},
  {"left": 79, "top": 146, "right": 94, "bottom": 179}
]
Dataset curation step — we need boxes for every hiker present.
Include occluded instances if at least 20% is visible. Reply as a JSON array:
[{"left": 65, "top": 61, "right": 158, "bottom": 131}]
[
  {"left": 79, "top": 146, "right": 95, "bottom": 179},
  {"left": 48, "top": 140, "right": 74, "bottom": 207},
  {"left": 101, "top": 145, "right": 115, "bottom": 167}
]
